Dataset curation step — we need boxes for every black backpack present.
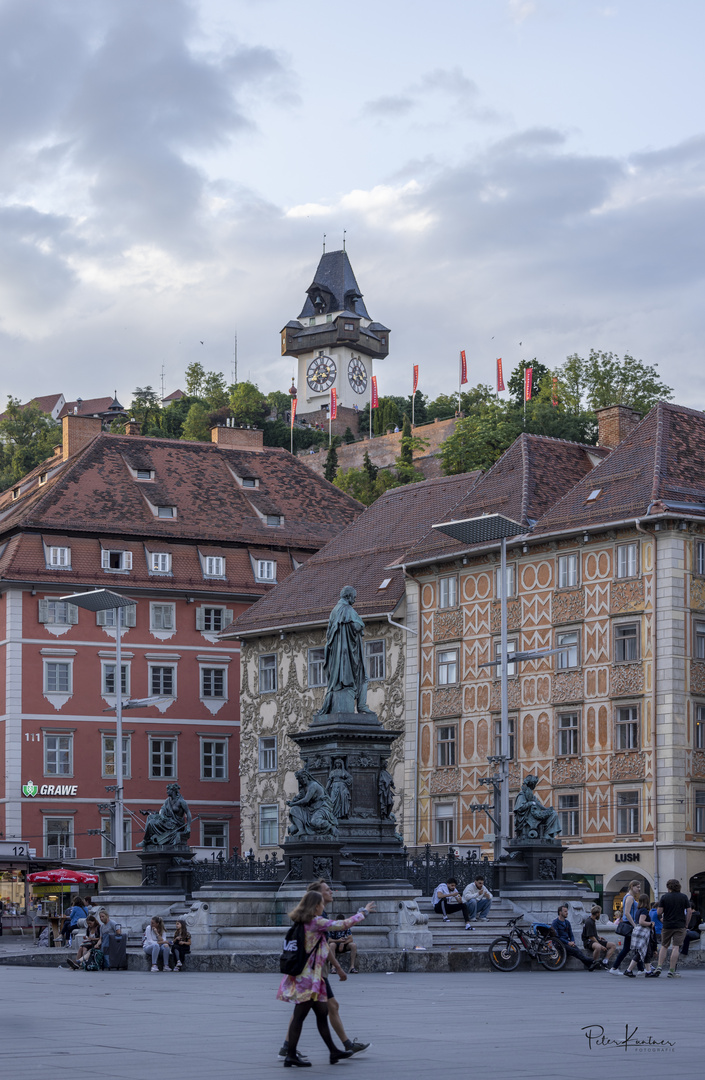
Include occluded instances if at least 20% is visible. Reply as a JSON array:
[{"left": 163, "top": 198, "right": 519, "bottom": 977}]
[{"left": 279, "top": 922, "right": 320, "bottom": 976}]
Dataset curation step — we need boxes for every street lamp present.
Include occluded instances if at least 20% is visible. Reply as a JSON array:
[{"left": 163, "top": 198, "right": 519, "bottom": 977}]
[
  {"left": 432, "top": 513, "right": 535, "bottom": 859},
  {"left": 60, "top": 589, "right": 136, "bottom": 855}
]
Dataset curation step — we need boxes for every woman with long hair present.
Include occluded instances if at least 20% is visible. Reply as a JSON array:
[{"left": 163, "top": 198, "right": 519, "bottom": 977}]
[
  {"left": 276, "top": 891, "right": 374, "bottom": 1067},
  {"left": 67, "top": 914, "right": 100, "bottom": 969},
  {"left": 143, "top": 915, "right": 171, "bottom": 972},
  {"left": 171, "top": 919, "right": 191, "bottom": 971},
  {"left": 610, "top": 880, "right": 642, "bottom": 973}
]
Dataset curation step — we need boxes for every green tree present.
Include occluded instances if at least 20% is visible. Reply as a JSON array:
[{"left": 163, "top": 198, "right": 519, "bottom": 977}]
[
  {"left": 0, "top": 398, "right": 60, "bottom": 490},
  {"left": 202, "top": 371, "right": 229, "bottom": 411},
  {"left": 129, "top": 386, "right": 162, "bottom": 433},
  {"left": 343, "top": 426, "right": 355, "bottom": 444},
  {"left": 185, "top": 362, "right": 206, "bottom": 397},
  {"left": 229, "top": 381, "right": 267, "bottom": 426},
  {"left": 323, "top": 437, "right": 341, "bottom": 482},
  {"left": 181, "top": 402, "right": 212, "bottom": 442},
  {"left": 507, "top": 359, "right": 551, "bottom": 407},
  {"left": 334, "top": 459, "right": 400, "bottom": 506},
  {"left": 581, "top": 350, "right": 673, "bottom": 414},
  {"left": 262, "top": 419, "right": 326, "bottom": 452},
  {"left": 266, "top": 390, "right": 291, "bottom": 418},
  {"left": 440, "top": 399, "right": 521, "bottom": 475},
  {"left": 427, "top": 393, "right": 458, "bottom": 421}
]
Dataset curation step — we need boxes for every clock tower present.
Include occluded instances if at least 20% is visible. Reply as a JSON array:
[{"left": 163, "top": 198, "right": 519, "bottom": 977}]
[{"left": 281, "top": 249, "right": 390, "bottom": 427}]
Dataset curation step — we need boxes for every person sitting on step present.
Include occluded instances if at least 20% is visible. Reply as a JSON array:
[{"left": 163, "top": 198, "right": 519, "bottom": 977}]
[{"left": 432, "top": 879, "right": 473, "bottom": 930}]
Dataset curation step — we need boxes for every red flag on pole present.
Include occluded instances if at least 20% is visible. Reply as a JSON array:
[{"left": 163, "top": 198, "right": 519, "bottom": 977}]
[
  {"left": 290, "top": 396, "right": 297, "bottom": 427},
  {"left": 330, "top": 388, "right": 337, "bottom": 420},
  {"left": 371, "top": 375, "right": 379, "bottom": 409},
  {"left": 460, "top": 351, "right": 468, "bottom": 385},
  {"left": 524, "top": 366, "right": 533, "bottom": 402},
  {"left": 412, "top": 365, "right": 419, "bottom": 394},
  {"left": 496, "top": 358, "right": 505, "bottom": 392},
  {"left": 552, "top": 377, "right": 558, "bottom": 407}
]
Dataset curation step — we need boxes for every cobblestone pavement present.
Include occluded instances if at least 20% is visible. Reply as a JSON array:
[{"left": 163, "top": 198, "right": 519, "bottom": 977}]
[{"left": 1, "top": 966, "right": 697, "bottom": 1080}]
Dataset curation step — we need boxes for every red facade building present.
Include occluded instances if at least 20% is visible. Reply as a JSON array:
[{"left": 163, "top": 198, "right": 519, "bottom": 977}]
[{"left": 0, "top": 415, "right": 361, "bottom": 864}]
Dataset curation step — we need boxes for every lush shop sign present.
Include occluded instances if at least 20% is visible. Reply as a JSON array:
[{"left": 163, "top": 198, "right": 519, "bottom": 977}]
[{"left": 23, "top": 780, "right": 78, "bottom": 797}]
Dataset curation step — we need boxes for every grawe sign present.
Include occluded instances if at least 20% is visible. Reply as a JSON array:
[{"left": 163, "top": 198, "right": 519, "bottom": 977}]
[{"left": 23, "top": 781, "right": 78, "bottom": 797}]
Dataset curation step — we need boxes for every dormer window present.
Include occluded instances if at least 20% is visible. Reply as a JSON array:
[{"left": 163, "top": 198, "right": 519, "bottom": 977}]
[
  {"left": 12, "top": 488, "right": 19, "bottom": 500},
  {"left": 266, "top": 515, "right": 283, "bottom": 527},
  {"left": 39, "top": 473, "right": 48, "bottom": 485},
  {"left": 136, "top": 469, "right": 153, "bottom": 480},
  {"left": 344, "top": 322, "right": 354, "bottom": 331},
  {"left": 157, "top": 506, "right": 175, "bottom": 519},
  {"left": 257, "top": 559, "right": 276, "bottom": 582},
  {"left": 242, "top": 478, "right": 257, "bottom": 489},
  {"left": 204, "top": 556, "right": 225, "bottom": 577},
  {"left": 151, "top": 553, "right": 171, "bottom": 573},
  {"left": 49, "top": 546, "right": 71, "bottom": 569},
  {"left": 309, "top": 318, "right": 316, "bottom": 326},
  {"left": 102, "top": 549, "right": 132, "bottom": 572}
]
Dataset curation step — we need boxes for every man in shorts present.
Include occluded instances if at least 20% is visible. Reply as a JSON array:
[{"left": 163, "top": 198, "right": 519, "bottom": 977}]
[
  {"left": 278, "top": 879, "right": 370, "bottom": 1061},
  {"left": 329, "top": 914, "right": 359, "bottom": 973},
  {"left": 655, "top": 879, "right": 692, "bottom": 978}
]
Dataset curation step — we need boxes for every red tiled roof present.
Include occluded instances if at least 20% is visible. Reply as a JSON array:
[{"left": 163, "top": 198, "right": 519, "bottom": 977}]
[
  {"left": 227, "top": 471, "right": 481, "bottom": 637},
  {"left": 162, "top": 389, "right": 185, "bottom": 402},
  {"left": 0, "top": 394, "right": 64, "bottom": 422},
  {"left": 399, "top": 433, "right": 609, "bottom": 565},
  {"left": 59, "top": 397, "right": 115, "bottom": 418},
  {"left": 534, "top": 401, "right": 705, "bottom": 534}
]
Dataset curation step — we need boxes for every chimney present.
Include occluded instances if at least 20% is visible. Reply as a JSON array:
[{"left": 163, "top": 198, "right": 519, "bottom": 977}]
[
  {"left": 125, "top": 419, "right": 142, "bottom": 436},
  {"left": 211, "top": 422, "right": 264, "bottom": 452},
  {"left": 62, "top": 414, "right": 102, "bottom": 461},
  {"left": 595, "top": 405, "right": 641, "bottom": 449}
]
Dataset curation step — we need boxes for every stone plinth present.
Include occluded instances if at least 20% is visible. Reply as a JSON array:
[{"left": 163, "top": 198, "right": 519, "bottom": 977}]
[
  {"left": 137, "top": 845, "right": 195, "bottom": 894},
  {"left": 496, "top": 839, "right": 566, "bottom": 889}
]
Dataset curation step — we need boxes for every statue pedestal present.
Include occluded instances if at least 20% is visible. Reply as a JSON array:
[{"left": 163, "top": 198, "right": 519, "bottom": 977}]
[
  {"left": 496, "top": 839, "right": 565, "bottom": 889},
  {"left": 137, "top": 845, "right": 196, "bottom": 894}
]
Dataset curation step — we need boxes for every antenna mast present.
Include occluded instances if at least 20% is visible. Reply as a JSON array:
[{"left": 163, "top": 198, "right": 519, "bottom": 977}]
[
  {"left": 160, "top": 363, "right": 165, "bottom": 402},
  {"left": 232, "top": 332, "right": 238, "bottom": 386}
]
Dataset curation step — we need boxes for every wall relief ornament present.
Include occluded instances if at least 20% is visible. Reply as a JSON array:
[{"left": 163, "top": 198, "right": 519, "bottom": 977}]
[
  {"left": 691, "top": 662, "right": 705, "bottom": 695},
  {"left": 552, "top": 757, "right": 585, "bottom": 786},
  {"left": 432, "top": 686, "right": 462, "bottom": 717},
  {"left": 611, "top": 662, "right": 644, "bottom": 696},
  {"left": 490, "top": 598, "right": 521, "bottom": 633},
  {"left": 610, "top": 579, "right": 645, "bottom": 614},
  {"left": 552, "top": 671, "right": 583, "bottom": 704},
  {"left": 692, "top": 750, "right": 705, "bottom": 779},
  {"left": 552, "top": 588, "right": 584, "bottom": 625},
  {"left": 610, "top": 752, "right": 646, "bottom": 781},
  {"left": 433, "top": 609, "right": 462, "bottom": 642},
  {"left": 430, "top": 768, "right": 461, "bottom": 795}
]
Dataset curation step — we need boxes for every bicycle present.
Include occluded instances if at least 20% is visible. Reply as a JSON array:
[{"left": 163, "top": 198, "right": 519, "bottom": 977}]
[{"left": 488, "top": 917, "right": 566, "bottom": 971}]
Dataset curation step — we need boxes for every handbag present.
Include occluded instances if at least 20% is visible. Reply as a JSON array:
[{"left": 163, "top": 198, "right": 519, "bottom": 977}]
[{"left": 616, "top": 919, "right": 632, "bottom": 936}]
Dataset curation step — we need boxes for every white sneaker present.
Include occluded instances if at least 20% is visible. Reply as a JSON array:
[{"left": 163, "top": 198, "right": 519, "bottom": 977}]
[
  {"left": 465, "top": 923, "right": 474, "bottom": 930},
  {"left": 442, "top": 915, "right": 450, "bottom": 922},
  {"left": 150, "top": 965, "right": 159, "bottom": 972},
  {"left": 608, "top": 967, "right": 621, "bottom": 975}
]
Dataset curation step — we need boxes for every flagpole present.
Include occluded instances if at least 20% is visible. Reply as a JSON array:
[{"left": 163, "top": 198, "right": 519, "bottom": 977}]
[
  {"left": 329, "top": 392, "right": 332, "bottom": 447},
  {"left": 458, "top": 351, "right": 461, "bottom": 415},
  {"left": 370, "top": 378, "right": 373, "bottom": 440}
]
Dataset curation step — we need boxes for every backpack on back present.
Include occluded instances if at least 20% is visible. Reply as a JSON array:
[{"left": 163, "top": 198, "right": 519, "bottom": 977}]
[{"left": 279, "top": 922, "right": 319, "bottom": 976}]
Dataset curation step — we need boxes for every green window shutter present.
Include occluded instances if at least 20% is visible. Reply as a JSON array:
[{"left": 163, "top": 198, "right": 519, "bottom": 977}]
[
  {"left": 195, "top": 607, "right": 205, "bottom": 631},
  {"left": 124, "top": 605, "right": 137, "bottom": 627},
  {"left": 97, "top": 609, "right": 107, "bottom": 626},
  {"left": 38, "top": 599, "right": 49, "bottom": 623},
  {"left": 224, "top": 609, "right": 234, "bottom": 627},
  {"left": 67, "top": 604, "right": 79, "bottom": 625}
]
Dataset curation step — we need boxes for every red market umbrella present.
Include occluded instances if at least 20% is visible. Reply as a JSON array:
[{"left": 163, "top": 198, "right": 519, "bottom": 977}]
[{"left": 27, "top": 869, "right": 99, "bottom": 885}]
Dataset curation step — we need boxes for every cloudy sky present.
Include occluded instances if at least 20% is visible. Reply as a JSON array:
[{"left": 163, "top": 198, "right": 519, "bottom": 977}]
[{"left": 1, "top": 0, "right": 704, "bottom": 409}]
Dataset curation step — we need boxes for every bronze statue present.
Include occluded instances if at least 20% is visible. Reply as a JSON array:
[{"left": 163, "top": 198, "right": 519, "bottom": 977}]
[
  {"left": 140, "top": 783, "right": 192, "bottom": 848},
  {"left": 514, "top": 775, "right": 562, "bottom": 840},
  {"left": 378, "top": 760, "right": 396, "bottom": 821},
  {"left": 287, "top": 769, "right": 338, "bottom": 838},
  {"left": 326, "top": 758, "right": 352, "bottom": 819},
  {"left": 318, "top": 586, "right": 374, "bottom": 715}
]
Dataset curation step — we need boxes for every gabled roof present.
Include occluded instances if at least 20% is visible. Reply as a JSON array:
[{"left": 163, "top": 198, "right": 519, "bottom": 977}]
[
  {"left": 227, "top": 471, "right": 481, "bottom": 638},
  {"left": 162, "top": 389, "right": 185, "bottom": 403},
  {"left": 534, "top": 401, "right": 705, "bottom": 533},
  {"left": 400, "top": 433, "right": 609, "bottom": 566},
  {"left": 298, "top": 250, "right": 371, "bottom": 320},
  {"left": 0, "top": 394, "right": 64, "bottom": 422},
  {"left": 59, "top": 397, "right": 115, "bottom": 418},
  {"left": 0, "top": 433, "right": 363, "bottom": 550}
]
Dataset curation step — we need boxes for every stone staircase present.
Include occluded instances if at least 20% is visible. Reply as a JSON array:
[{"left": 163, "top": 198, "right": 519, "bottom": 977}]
[{"left": 418, "top": 896, "right": 520, "bottom": 951}]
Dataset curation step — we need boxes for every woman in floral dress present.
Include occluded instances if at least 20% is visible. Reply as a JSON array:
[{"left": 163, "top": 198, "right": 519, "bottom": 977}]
[{"left": 277, "top": 890, "right": 374, "bottom": 1066}]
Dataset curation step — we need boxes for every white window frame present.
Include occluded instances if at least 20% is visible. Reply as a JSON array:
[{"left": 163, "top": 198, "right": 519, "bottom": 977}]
[
  {"left": 259, "top": 653, "right": 277, "bottom": 694},
  {"left": 365, "top": 639, "right": 386, "bottom": 681},
  {"left": 556, "top": 629, "right": 579, "bottom": 670},
  {"left": 157, "top": 506, "right": 176, "bottom": 519},
  {"left": 438, "top": 575, "right": 458, "bottom": 609},
  {"left": 101, "top": 734, "right": 131, "bottom": 779},
  {"left": 101, "top": 815, "right": 132, "bottom": 855},
  {"left": 494, "top": 639, "right": 517, "bottom": 677},
  {"left": 616, "top": 705, "right": 639, "bottom": 750},
  {"left": 259, "top": 804, "right": 279, "bottom": 847},
  {"left": 200, "top": 666, "right": 227, "bottom": 700},
  {"left": 616, "top": 790, "right": 640, "bottom": 835},
  {"left": 101, "top": 661, "right": 130, "bottom": 698},
  {"left": 44, "top": 733, "right": 73, "bottom": 777},
  {"left": 149, "top": 664, "right": 176, "bottom": 697},
  {"left": 197, "top": 606, "right": 228, "bottom": 633},
  {"left": 557, "top": 553, "right": 579, "bottom": 589},
  {"left": 97, "top": 605, "right": 136, "bottom": 628},
  {"left": 201, "top": 821, "right": 228, "bottom": 848},
  {"left": 695, "top": 790, "right": 705, "bottom": 834},
  {"left": 150, "top": 552, "right": 172, "bottom": 573},
  {"left": 695, "top": 540, "right": 705, "bottom": 577},
  {"left": 49, "top": 546, "right": 71, "bottom": 568},
  {"left": 616, "top": 542, "right": 639, "bottom": 579},
  {"left": 696, "top": 704, "right": 705, "bottom": 750},
  {"left": 43, "top": 660, "right": 73, "bottom": 696},
  {"left": 200, "top": 738, "right": 228, "bottom": 781},
  {"left": 259, "top": 735, "right": 277, "bottom": 772},
  {"left": 204, "top": 555, "right": 225, "bottom": 577},
  {"left": 557, "top": 712, "right": 580, "bottom": 756},
  {"left": 558, "top": 793, "right": 580, "bottom": 836},
  {"left": 614, "top": 621, "right": 639, "bottom": 663},
  {"left": 101, "top": 548, "right": 133, "bottom": 572},
  {"left": 150, "top": 603, "right": 175, "bottom": 632},
  {"left": 435, "top": 803, "right": 454, "bottom": 845},
  {"left": 437, "top": 648, "right": 459, "bottom": 686},
  {"left": 437, "top": 724, "right": 457, "bottom": 767},
  {"left": 495, "top": 564, "right": 516, "bottom": 598},
  {"left": 44, "top": 817, "right": 73, "bottom": 858},
  {"left": 695, "top": 620, "right": 705, "bottom": 661},
  {"left": 256, "top": 559, "right": 276, "bottom": 582},
  {"left": 308, "top": 647, "right": 326, "bottom": 687},
  {"left": 493, "top": 715, "right": 516, "bottom": 760},
  {"left": 149, "top": 736, "right": 177, "bottom": 779},
  {"left": 38, "top": 599, "right": 78, "bottom": 626}
]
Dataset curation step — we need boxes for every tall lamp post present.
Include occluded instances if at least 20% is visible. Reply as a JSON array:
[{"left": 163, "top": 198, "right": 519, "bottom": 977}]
[
  {"left": 60, "top": 589, "right": 136, "bottom": 855},
  {"left": 431, "top": 514, "right": 562, "bottom": 858}
]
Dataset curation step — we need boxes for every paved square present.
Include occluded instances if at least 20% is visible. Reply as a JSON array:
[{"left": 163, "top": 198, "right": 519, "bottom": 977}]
[{"left": 0, "top": 966, "right": 697, "bottom": 1080}]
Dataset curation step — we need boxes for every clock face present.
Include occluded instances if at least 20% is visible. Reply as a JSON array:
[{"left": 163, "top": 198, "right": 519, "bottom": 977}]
[
  {"left": 307, "top": 355, "right": 337, "bottom": 393},
  {"left": 348, "top": 357, "right": 367, "bottom": 394}
]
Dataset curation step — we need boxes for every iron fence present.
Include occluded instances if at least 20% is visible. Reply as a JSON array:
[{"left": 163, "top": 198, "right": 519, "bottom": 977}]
[
  {"left": 358, "top": 845, "right": 494, "bottom": 894},
  {"left": 191, "top": 851, "right": 280, "bottom": 888}
]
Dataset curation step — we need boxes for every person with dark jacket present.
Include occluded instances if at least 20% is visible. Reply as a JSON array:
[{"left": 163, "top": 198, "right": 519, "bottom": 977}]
[
  {"left": 581, "top": 905, "right": 616, "bottom": 967},
  {"left": 655, "top": 880, "right": 692, "bottom": 977},
  {"left": 552, "top": 906, "right": 602, "bottom": 970},
  {"left": 171, "top": 919, "right": 191, "bottom": 971}
]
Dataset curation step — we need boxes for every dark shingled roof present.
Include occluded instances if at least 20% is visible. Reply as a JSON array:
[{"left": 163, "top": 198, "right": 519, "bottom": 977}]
[
  {"left": 298, "top": 250, "right": 371, "bottom": 320},
  {"left": 0, "top": 433, "right": 363, "bottom": 551},
  {"left": 226, "top": 471, "right": 481, "bottom": 637},
  {"left": 399, "top": 433, "right": 609, "bottom": 566},
  {"left": 534, "top": 401, "right": 705, "bottom": 533}
]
